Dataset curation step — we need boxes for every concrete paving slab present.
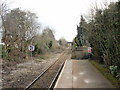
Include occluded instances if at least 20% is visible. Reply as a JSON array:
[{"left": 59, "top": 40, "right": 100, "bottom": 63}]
[
  {"left": 72, "top": 60, "right": 114, "bottom": 88},
  {"left": 54, "top": 60, "right": 72, "bottom": 88},
  {"left": 54, "top": 59, "right": 114, "bottom": 88}
]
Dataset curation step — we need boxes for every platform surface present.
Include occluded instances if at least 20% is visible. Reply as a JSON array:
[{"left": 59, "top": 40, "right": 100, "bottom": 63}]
[{"left": 54, "top": 59, "right": 114, "bottom": 88}]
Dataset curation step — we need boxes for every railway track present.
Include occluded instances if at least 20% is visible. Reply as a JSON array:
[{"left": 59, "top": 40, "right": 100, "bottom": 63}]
[{"left": 25, "top": 50, "right": 70, "bottom": 89}]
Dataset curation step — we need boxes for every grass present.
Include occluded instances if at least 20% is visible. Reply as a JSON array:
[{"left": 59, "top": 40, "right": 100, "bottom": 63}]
[
  {"left": 36, "top": 53, "right": 51, "bottom": 60},
  {"left": 36, "top": 58, "right": 43, "bottom": 62},
  {"left": 38, "top": 55, "right": 45, "bottom": 59},
  {"left": 90, "top": 60, "right": 120, "bottom": 88}
]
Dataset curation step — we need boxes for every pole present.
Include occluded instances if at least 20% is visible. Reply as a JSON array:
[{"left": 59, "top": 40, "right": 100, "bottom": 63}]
[
  {"left": 31, "top": 51, "right": 32, "bottom": 60},
  {"left": 31, "top": 41, "right": 32, "bottom": 60}
]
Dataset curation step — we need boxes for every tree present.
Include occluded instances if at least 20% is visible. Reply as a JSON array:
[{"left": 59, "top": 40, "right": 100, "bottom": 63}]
[
  {"left": 2, "top": 8, "right": 40, "bottom": 60},
  {"left": 32, "top": 27, "right": 56, "bottom": 55},
  {"left": 0, "top": 1, "right": 9, "bottom": 55},
  {"left": 76, "top": 15, "right": 89, "bottom": 46},
  {"left": 58, "top": 37, "right": 67, "bottom": 47},
  {"left": 85, "top": 1, "right": 120, "bottom": 69}
]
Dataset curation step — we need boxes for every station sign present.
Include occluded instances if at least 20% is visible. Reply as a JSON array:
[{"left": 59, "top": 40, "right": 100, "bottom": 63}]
[{"left": 88, "top": 47, "right": 92, "bottom": 53}]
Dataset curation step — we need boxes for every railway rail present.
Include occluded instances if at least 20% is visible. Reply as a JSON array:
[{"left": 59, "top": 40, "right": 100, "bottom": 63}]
[{"left": 25, "top": 50, "right": 70, "bottom": 89}]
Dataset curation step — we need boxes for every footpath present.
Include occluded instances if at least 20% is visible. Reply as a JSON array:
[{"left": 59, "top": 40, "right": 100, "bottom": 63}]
[{"left": 54, "top": 59, "right": 114, "bottom": 88}]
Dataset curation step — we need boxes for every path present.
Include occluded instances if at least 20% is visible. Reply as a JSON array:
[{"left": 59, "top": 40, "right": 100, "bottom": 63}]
[{"left": 54, "top": 59, "right": 114, "bottom": 88}]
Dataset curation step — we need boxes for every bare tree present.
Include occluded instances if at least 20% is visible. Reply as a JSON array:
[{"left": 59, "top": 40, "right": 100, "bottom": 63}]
[
  {"left": 1, "top": 7, "right": 40, "bottom": 60},
  {"left": 0, "top": 1, "right": 9, "bottom": 54}
]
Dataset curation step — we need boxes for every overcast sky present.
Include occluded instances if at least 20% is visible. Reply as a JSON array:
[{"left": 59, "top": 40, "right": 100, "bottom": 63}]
[{"left": 1, "top": 0, "right": 118, "bottom": 42}]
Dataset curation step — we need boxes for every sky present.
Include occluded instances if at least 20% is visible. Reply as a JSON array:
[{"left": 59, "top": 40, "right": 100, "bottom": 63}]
[{"left": 1, "top": 0, "right": 118, "bottom": 42}]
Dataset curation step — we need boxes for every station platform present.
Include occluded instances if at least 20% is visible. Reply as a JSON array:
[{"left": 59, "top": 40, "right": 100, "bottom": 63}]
[{"left": 54, "top": 59, "right": 114, "bottom": 88}]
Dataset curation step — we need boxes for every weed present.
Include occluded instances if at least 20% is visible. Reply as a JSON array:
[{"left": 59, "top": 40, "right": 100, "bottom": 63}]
[{"left": 90, "top": 60, "right": 120, "bottom": 88}]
